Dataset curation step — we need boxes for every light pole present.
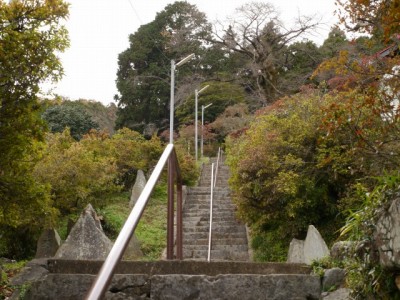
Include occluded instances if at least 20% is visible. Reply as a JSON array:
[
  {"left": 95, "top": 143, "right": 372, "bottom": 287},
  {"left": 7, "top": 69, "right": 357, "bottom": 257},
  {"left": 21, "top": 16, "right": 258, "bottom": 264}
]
[
  {"left": 195, "top": 85, "right": 209, "bottom": 162},
  {"left": 201, "top": 103, "right": 212, "bottom": 159},
  {"left": 170, "top": 53, "right": 195, "bottom": 144}
]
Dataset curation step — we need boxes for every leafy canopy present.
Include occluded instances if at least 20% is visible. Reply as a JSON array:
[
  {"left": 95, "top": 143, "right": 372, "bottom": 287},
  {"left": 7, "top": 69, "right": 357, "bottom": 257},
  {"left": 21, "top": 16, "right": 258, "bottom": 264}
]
[
  {"left": 42, "top": 103, "right": 100, "bottom": 140},
  {"left": 0, "top": 0, "right": 69, "bottom": 229},
  {"left": 115, "top": 1, "right": 212, "bottom": 131}
]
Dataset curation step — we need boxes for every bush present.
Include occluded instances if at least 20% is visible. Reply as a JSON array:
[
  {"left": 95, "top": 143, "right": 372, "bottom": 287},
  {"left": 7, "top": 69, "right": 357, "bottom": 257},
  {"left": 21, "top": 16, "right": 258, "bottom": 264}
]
[
  {"left": 226, "top": 91, "right": 342, "bottom": 259},
  {"left": 340, "top": 174, "right": 400, "bottom": 299}
]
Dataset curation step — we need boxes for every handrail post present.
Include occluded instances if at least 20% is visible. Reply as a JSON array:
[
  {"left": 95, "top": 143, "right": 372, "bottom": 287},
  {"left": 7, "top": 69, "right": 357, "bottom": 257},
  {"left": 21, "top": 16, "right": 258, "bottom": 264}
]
[
  {"left": 167, "top": 156, "right": 175, "bottom": 259},
  {"left": 207, "top": 162, "right": 214, "bottom": 262},
  {"left": 214, "top": 147, "right": 221, "bottom": 188},
  {"left": 176, "top": 157, "right": 183, "bottom": 260}
]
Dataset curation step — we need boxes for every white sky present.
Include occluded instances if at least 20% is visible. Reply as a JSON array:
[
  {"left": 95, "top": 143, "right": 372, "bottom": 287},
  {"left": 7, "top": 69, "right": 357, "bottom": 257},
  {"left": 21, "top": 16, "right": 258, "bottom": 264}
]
[{"left": 48, "top": 0, "right": 338, "bottom": 105}]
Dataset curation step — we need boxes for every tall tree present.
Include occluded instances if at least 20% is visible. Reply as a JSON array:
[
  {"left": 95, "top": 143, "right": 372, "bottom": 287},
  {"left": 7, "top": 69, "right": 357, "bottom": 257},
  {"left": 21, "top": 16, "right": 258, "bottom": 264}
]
[
  {"left": 319, "top": 27, "right": 348, "bottom": 58},
  {"left": 279, "top": 40, "right": 323, "bottom": 94},
  {"left": 115, "top": 1, "right": 212, "bottom": 132},
  {"left": 212, "top": 1, "right": 319, "bottom": 104},
  {"left": 0, "top": 0, "right": 69, "bottom": 257},
  {"left": 42, "top": 104, "right": 99, "bottom": 140}
]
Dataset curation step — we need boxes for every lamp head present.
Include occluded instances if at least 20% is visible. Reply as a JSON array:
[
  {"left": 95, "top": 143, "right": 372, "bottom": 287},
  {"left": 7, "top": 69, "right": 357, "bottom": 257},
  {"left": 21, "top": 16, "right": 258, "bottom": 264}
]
[{"left": 176, "top": 53, "right": 195, "bottom": 67}]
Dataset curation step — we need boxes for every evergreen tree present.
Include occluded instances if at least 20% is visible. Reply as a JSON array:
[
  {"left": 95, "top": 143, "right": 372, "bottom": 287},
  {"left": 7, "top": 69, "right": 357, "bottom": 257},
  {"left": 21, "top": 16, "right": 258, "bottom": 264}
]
[{"left": 115, "top": 1, "right": 212, "bottom": 132}]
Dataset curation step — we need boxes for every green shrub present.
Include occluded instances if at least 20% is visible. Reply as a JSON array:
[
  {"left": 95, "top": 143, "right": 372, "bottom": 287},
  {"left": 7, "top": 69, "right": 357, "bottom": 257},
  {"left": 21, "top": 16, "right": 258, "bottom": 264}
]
[
  {"left": 226, "top": 92, "right": 341, "bottom": 260},
  {"left": 340, "top": 174, "right": 400, "bottom": 299}
]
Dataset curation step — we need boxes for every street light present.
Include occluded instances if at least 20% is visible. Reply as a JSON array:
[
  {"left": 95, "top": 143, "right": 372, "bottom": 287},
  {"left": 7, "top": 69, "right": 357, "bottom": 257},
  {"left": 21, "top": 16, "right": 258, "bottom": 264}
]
[
  {"left": 195, "top": 85, "right": 209, "bottom": 162},
  {"left": 201, "top": 103, "right": 212, "bottom": 159},
  {"left": 170, "top": 53, "right": 195, "bottom": 144}
]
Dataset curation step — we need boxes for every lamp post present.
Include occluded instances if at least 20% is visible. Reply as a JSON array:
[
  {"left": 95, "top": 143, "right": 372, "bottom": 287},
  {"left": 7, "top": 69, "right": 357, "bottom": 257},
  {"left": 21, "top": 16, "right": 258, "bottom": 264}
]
[
  {"left": 170, "top": 53, "right": 195, "bottom": 144},
  {"left": 201, "top": 103, "right": 212, "bottom": 159},
  {"left": 195, "top": 85, "right": 209, "bottom": 162}
]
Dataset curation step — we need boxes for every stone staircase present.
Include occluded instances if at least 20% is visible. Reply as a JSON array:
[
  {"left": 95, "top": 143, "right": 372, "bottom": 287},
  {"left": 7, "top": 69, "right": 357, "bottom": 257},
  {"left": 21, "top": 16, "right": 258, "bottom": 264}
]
[
  {"left": 183, "top": 158, "right": 249, "bottom": 261},
  {"left": 12, "top": 157, "right": 324, "bottom": 299}
]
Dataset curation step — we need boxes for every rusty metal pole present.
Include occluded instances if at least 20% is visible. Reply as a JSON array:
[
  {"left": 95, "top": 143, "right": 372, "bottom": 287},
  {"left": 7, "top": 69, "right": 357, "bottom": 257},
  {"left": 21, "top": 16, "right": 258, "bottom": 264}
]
[
  {"left": 176, "top": 157, "right": 183, "bottom": 259},
  {"left": 167, "top": 156, "right": 175, "bottom": 259}
]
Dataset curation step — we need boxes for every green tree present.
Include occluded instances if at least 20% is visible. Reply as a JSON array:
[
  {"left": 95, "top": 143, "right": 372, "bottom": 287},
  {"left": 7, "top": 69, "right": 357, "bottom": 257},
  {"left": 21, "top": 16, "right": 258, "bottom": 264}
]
[
  {"left": 0, "top": 0, "right": 69, "bottom": 258},
  {"left": 319, "top": 27, "right": 348, "bottom": 58},
  {"left": 175, "top": 81, "right": 247, "bottom": 125},
  {"left": 115, "top": 1, "right": 212, "bottom": 132},
  {"left": 279, "top": 40, "right": 323, "bottom": 94},
  {"left": 34, "top": 129, "right": 120, "bottom": 214},
  {"left": 42, "top": 103, "right": 99, "bottom": 140},
  {"left": 210, "top": 103, "right": 252, "bottom": 143}
]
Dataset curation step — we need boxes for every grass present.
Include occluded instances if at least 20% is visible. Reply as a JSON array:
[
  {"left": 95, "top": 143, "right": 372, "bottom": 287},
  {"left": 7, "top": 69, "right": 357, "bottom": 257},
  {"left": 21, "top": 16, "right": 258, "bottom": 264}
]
[
  {"left": 0, "top": 260, "right": 27, "bottom": 299},
  {"left": 55, "top": 181, "right": 169, "bottom": 261},
  {"left": 97, "top": 182, "right": 168, "bottom": 261},
  {"left": 55, "top": 183, "right": 169, "bottom": 261},
  {"left": 132, "top": 181, "right": 168, "bottom": 260}
]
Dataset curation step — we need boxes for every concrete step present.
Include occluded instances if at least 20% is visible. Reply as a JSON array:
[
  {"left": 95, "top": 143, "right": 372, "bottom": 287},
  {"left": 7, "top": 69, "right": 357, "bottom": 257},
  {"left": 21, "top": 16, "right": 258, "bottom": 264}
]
[
  {"left": 184, "top": 204, "right": 236, "bottom": 211},
  {"left": 183, "top": 232, "right": 247, "bottom": 240},
  {"left": 183, "top": 215, "right": 243, "bottom": 227},
  {"left": 184, "top": 243, "right": 248, "bottom": 251},
  {"left": 20, "top": 260, "right": 320, "bottom": 300},
  {"left": 183, "top": 214, "right": 237, "bottom": 221},
  {"left": 183, "top": 225, "right": 246, "bottom": 234},
  {"left": 183, "top": 249, "right": 250, "bottom": 261},
  {"left": 182, "top": 238, "right": 248, "bottom": 246},
  {"left": 23, "top": 273, "right": 321, "bottom": 299},
  {"left": 187, "top": 188, "right": 231, "bottom": 195},
  {"left": 183, "top": 207, "right": 235, "bottom": 213},
  {"left": 194, "top": 219, "right": 243, "bottom": 226},
  {"left": 46, "top": 259, "right": 312, "bottom": 275}
]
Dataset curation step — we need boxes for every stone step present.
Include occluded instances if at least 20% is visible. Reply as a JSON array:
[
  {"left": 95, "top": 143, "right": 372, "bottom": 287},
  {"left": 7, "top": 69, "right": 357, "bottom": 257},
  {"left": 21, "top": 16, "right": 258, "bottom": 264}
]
[
  {"left": 185, "top": 196, "right": 234, "bottom": 201},
  {"left": 187, "top": 186, "right": 230, "bottom": 195},
  {"left": 184, "top": 206, "right": 235, "bottom": 212},
  {"left": 186, "top": 199, "right": 233, "bottom": 203},
  {"left": 183, "top": 214, "right": 237, "bottom": 220},
  {"left": 183, "top": 220, "right": 239, "bottom": 228},
  {"left": 184, "top": 222, "right": 244, "bottom": 230},
  {"left": 184, "top": 243, "right": 248, "bottom": 251},
  {"left": 184, "top": 205, "right": 236, "bottom": 211},
  {"left": 23, "top": 273, "right": 321, "bottom": 299},
  {"left": 183, "top": 249, "right": 250, "bottom": 261},
  {"left": 200, "top": 175, "right": 230, "bottom": 181},
  {"left": 183, "top": 225, "right": 246, "bottom": 234},
  {"left": 186, "top": 192, "right": 232, "bottom": 197},
  {"left": 22, "top": 259, "right": 319, "bottom": 299},
  {"left": 200, "top": 172, "right": 230, "bottom": 177},
  {"left": 184, "top": 201, "right": 235, "bottom": 206},
  {"left": 184, "top": 219, "right": 245, "bottom": 228},
  {"left": 196, "top": 219, "right": 243, "bottom": 225},
  {"left": 183, "top": 214, "right": 237, "bottom": 221},
  {"left": 182, "top": 238, "right": 248, "bottom": 246},
  {"left": 47, "top": 259, "right": 313, "bottom": 275},
  {"left": 149, "top": 274, "right": 320, "bottom": 300},
  {"left": 183, "top": 232, "right": 247, "bottom": 240}
]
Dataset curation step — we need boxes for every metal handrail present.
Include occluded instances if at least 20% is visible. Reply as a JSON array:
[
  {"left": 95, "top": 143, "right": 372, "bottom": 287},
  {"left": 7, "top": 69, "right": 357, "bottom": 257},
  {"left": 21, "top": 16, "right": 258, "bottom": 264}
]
[
  {"left": 86, "top": 143, "right": 183, "bottom": 300},
  {"left": 213, "top": 147, "right": 222, "bottom": 188},
  {"left": 207, "top": 147, "right": 222, "bottom": 262}
]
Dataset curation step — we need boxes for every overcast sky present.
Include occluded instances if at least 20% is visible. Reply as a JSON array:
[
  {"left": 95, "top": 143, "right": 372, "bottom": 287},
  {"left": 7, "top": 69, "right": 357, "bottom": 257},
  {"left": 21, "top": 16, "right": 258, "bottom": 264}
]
[{"left": 46, "top": 0, "right": 338, "bottom": 105}]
